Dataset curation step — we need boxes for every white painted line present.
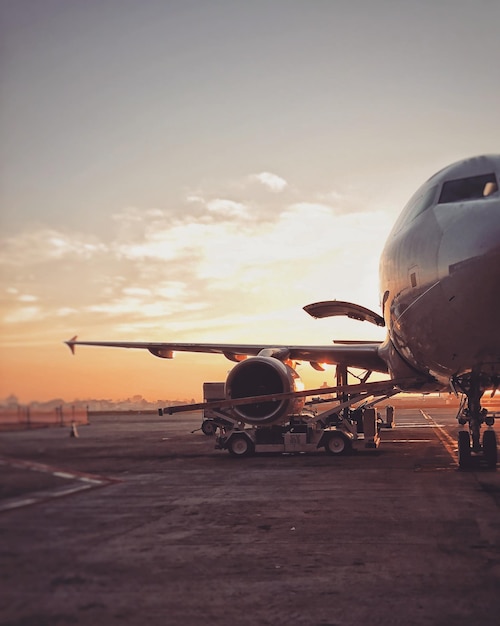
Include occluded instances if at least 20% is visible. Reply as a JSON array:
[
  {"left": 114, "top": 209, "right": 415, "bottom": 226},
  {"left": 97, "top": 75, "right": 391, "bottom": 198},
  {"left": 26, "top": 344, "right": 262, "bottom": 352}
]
[
  {"left": 386, "top": 439, "right": 433, "bottom": 443},
  {"left": 53, "top": 471, "right": 77, "bottom": 480},
  {"left": 79, "top": 477, "right": 105, "bottom": 485},
  {"left": 395, "top": 423, "right": 446, "bottom": 428},
  {"left": 0, "top": 498, "right": 38, "bottom": 512},
  {"left": 0, "top": 455, "right": 120, "bottom": 513},
  {"left": 52, "top": 484, "right": 94, "bottom": 496}
]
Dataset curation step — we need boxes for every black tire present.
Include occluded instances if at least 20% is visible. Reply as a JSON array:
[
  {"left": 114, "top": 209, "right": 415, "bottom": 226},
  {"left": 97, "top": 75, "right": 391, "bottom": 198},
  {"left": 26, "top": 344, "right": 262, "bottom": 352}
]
[
  {"left": 201, "top": 420, "right": 216, "bottom": 436},
  {"left": 324, "top": 432, "right": 350, "bottom": 456},
  {"left": 483, "top": 430, "right": 497, "bottom": 469},
  {"left": 227, "top": 434, "right": 254, "bottom": 457},
  {"left": 458, "top": 430, "right": 472, "bottom": 470}
]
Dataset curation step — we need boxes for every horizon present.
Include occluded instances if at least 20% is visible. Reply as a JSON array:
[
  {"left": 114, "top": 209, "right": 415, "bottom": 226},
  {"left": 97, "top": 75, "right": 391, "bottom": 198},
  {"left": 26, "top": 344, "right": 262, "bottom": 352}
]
[{"left": 2, "top": 390, "right": 500, "bottom": 411}]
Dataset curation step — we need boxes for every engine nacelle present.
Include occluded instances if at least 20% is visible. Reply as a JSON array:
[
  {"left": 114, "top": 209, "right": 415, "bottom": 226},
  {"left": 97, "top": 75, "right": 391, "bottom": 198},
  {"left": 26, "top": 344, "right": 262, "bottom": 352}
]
[{"left": 225, "top": 356, "right": 305, "bottom": 425}]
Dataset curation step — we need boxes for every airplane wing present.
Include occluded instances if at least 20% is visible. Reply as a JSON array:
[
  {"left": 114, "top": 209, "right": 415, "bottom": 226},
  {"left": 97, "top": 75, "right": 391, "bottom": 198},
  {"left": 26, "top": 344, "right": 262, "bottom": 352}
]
[{"left": 65, "top": 336, "right": 388, "bottom": 373}]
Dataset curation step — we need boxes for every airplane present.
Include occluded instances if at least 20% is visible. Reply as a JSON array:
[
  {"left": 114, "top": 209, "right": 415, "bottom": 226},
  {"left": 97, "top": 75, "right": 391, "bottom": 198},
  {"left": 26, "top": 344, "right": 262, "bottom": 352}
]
[{"left": 66, "top": 154, "right": 500, "bottom": 468}]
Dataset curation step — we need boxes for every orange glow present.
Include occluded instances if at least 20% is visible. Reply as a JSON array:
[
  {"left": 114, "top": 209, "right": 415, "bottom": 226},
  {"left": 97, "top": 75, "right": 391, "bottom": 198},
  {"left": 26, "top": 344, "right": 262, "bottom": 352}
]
[
  {"left": 0, "top": 344, "right": 225, "bottom": 404},
  {"left": 0, "top": 342, "right": 339, "bottom": 405}
]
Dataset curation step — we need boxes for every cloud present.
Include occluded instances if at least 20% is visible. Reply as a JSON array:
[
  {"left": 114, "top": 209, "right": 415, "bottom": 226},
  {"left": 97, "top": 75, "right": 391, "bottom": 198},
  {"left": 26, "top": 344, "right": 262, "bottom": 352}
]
[
  {"left": 251, "top": 172, "right": 288, "bottom": 192},
  {"left": 0, "top": 229, "right": 107, "bottom": 266},
  {"left": 206, "top": 198, "right": 249, "bottom": 218},
  {"left": 0, "top": 171, "right": 393, "bottom": 345},
  {"left": 4, "top": 306, "right": 41, "bottom": 323},
  {"left": 112, "top": 207, "right": 165, "bottom": 223},
  {"left": 186, "top": 195, "right": 204, "bottom": 204},
  {"left": 18, "top": 294, "right": 38, "bottom": 303},
  {"left": 56, "top": 307, "right": 79, "bottom": 317}
]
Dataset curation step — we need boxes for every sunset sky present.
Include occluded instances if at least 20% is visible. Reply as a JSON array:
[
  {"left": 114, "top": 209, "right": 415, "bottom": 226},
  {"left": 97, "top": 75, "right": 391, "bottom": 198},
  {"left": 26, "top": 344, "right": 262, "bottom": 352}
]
[{"left": 1, "top": 1, "right": 499, "bottom": 403}]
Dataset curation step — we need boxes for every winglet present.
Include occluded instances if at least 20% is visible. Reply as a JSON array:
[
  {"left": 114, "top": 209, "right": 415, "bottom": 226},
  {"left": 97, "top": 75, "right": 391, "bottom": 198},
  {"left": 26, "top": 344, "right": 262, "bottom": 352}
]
[{"left": 65, "top": 336, "right": 78, "bottom": 355}]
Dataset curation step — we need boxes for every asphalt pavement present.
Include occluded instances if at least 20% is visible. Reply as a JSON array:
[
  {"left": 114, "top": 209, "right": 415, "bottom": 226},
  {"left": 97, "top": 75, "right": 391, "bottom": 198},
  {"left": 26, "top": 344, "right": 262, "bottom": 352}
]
[{"left": 0, "top": 409, "right": 499, "bottom": 626}]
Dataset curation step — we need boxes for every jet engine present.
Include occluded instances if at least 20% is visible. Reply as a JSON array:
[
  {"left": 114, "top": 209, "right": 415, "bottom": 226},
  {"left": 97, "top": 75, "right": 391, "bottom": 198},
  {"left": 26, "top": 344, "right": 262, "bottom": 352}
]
[{"left": 225, "top": 356, "right": 305, "bottom": 425}]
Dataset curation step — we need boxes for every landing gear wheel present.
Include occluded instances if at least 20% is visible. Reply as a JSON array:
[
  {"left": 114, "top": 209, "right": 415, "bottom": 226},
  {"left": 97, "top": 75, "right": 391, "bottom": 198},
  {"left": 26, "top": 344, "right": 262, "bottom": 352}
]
[
  {"left": 228, "top": 434, "right": 254, "bottom": 457},
  {"left": 201, "top": 420, "right": 217, "bottom": 436},
  {"left": 483, "top": 430, "right": 497, "bottom": 469},
  {"left": 325, "top": 432, "right": 350, "bottom": 456},
  {"left": 458, "top": 430, "right": 472, "bottom": 470}
]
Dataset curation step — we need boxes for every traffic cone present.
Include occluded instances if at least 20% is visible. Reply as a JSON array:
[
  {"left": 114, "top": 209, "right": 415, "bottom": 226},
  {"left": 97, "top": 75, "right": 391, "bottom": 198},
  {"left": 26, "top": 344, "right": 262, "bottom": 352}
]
[{"left": 70, "top": 421, "right": 79, "bottom": 438}]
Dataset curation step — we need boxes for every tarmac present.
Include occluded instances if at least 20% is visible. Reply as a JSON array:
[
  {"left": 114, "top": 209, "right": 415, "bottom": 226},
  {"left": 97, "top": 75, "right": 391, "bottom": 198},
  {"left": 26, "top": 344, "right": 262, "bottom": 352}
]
[{"left": 0, "top": 408, "right": 499, "bottom": 626}]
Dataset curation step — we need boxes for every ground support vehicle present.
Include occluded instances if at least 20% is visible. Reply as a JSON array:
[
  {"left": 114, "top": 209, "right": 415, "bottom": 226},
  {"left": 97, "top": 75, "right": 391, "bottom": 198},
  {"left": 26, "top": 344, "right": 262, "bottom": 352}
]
[
  {"left": 212, "top": 404, "right": 394, "bottom": 457},
  {"left": 200, "top": 382, "right": 234, "bottom": 436},
  {"left": 160, "top": 377, "right": 399, "bottom": 457}
]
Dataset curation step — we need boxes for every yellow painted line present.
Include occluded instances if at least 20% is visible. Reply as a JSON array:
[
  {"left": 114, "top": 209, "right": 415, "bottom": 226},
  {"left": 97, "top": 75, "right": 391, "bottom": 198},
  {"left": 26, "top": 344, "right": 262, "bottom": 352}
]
[{"left": 420, "top": 410, "right": 458, "bottom": 465}]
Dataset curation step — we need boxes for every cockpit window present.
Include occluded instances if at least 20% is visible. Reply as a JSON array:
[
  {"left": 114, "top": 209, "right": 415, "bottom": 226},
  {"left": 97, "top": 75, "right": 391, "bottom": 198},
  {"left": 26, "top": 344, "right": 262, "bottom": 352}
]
[{"left": 438, "top": 173, "right": 498, "bottom": 204}]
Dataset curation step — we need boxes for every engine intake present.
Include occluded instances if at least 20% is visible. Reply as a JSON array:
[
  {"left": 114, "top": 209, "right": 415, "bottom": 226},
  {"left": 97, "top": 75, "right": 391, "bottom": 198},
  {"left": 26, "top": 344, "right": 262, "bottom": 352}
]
[{"left": 225, "top": 356, "right": 305, "bottom": 425}]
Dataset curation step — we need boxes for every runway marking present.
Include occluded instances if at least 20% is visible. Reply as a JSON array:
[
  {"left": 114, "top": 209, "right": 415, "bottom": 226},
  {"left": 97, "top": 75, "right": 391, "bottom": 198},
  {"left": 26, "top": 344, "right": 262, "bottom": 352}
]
[
  {"left": 53, "top": 471, "right": 77, "bottom": 479},
  {"left": 1, "top": 498, "right": 38, "bottom": 511},
  {"left": 0, "top": 455, "right": 120, "bottom": 513},
  {"left": 387, "top": 439, "right": 433, "bottom": 443},
  {"left": 420, "top": 410, "right": 458, "bottom": 465},
  {"left": 391, "top": 423, "right": 445, "bottom": 428}
]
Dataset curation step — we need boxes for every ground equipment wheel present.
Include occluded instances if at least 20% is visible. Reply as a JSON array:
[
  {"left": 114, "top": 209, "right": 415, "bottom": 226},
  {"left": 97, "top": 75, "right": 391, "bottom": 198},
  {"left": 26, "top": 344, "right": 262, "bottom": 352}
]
[
  {"left": 483, "top": 430, "right": 497, "bottom": 469},
  {"left": 227, "top": 434, "right": 254, "bottom": 457},
  {"left": 458, "top": 430, "right": 472, "bottom": 470},
  {"left": 201, "top": 420, "right": 217, "bottom": 436},
  {"left": 324, "top": 432, "right": 350, "bottom": 456}
]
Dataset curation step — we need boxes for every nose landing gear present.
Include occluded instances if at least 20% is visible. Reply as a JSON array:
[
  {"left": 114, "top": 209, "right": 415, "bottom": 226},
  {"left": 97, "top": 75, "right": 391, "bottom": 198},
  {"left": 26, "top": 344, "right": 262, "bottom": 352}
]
[{"left": 455, "top": 372, "right": 497, "bottom": 470}]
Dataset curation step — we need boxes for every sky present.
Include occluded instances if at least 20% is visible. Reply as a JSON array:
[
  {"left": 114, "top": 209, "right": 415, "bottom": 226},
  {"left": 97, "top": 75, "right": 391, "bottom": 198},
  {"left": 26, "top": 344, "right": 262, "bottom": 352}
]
[{"left": 1, "top": 0, "right": 499, "bottom": 403}]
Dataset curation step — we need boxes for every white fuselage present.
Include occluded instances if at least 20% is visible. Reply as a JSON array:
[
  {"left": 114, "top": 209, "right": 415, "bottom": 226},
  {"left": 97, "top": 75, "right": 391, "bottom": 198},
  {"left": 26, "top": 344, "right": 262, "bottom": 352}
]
[{"left": 379, "top": 155, "right": 500, "bottom": 386}]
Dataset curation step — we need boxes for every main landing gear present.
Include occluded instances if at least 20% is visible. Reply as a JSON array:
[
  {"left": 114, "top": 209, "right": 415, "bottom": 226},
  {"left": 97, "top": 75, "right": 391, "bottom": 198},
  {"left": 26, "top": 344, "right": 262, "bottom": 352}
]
[{"left": 455, "top": 372, "right": 497, "bottom": 470}]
